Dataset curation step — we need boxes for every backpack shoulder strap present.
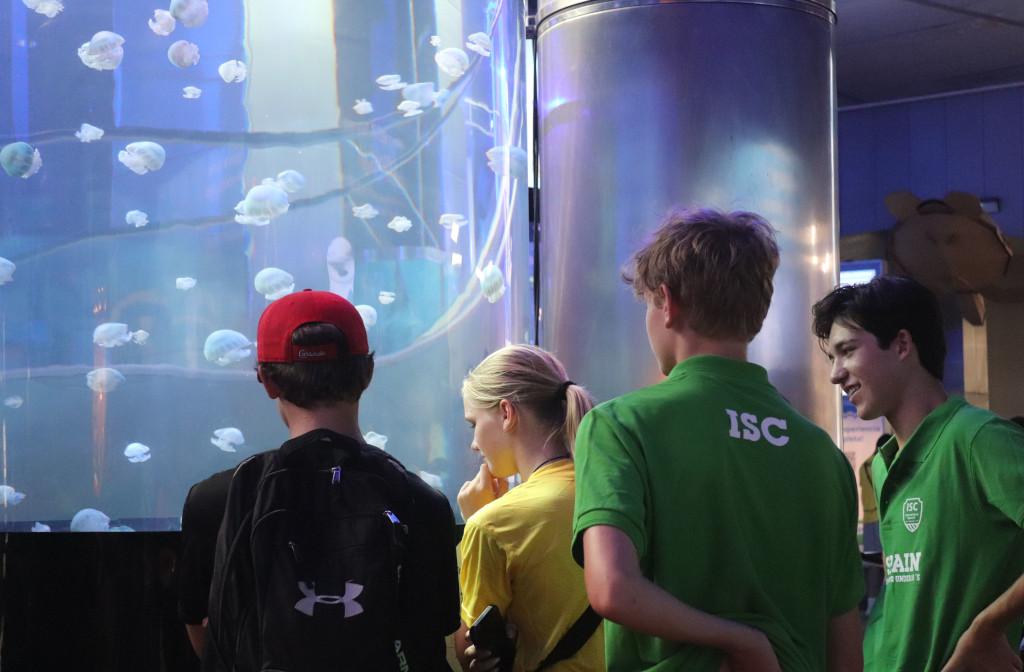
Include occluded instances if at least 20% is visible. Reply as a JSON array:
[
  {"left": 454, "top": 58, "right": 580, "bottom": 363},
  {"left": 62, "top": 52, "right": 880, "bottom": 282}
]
[{"left": 533, "top": 606, "right": 601, "bottom": 672}]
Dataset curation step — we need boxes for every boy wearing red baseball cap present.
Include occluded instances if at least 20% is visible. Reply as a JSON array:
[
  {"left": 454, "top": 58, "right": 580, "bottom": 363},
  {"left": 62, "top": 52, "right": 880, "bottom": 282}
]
[{"left": 204, "top": 290, "right": 460, "bottom": 672}]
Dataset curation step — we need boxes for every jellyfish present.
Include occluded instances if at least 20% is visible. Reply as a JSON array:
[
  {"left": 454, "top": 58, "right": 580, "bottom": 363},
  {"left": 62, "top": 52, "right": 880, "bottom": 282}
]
[
  {"left": 403, "top": 82, "right": 440, "bottom": 108},
  {"left": 234, "top": 183, "right": 289, "bottom": 226},
  {"left": 75, "top": 123, "right": 104, "bottom": 143},
  {"left": 3, "top": 396, "right": 23, "bottom": 409},
  {"left": 148, "top": 9, "right": 175, "bottom": 35},
  {"left": 378, "top": 291, "right": 396, "bottom": 305},
  {"left": 78, "top": 31, "right": 124, "bottom": 71},
  {"left": 204, "top": 330, "right": 252, "bottom": 366},
  {"left": 176, "top": 277, "right": 197, "bottom": 290},
  {"left": 352, "top": 203, "right": 378, "bottom": 220},
  {"left": 93, "top": 323, "right": 133, "bottom": 348},
  {"left": 124, "top": 442, "right": 151, "bottom": 463},
  {"left": 397, "top": 100, "right": 423, "bottom": 117},
  {"left": 439, "top": 213, "right": 467, "bottom": 242},
  {"left": 375, "top": 74, "right": 406, "bottom": 91},
  {"left": 125, "top": 210, "right": 149, "bottom": 228},
  {"left": 486, "top": 145, "right": 529, "bottom": 181},
  {"left": 363, "top": 431, "right": 388, "bottom": 450},
  {"left": 435, "top": 48, "right": 469, "bottom": 78},
  {"left": 211, "top": 427, "right": 244, "bottom": 452},
  {"left": 182, "top": 86, "right": 202, "bottom": 99},
  {"left": 0, "top": 485, "right": 25, "bottom": 505},
  {"left": 254, "top": 267, "right": 295, "bottom": 300},
  {"left": 31, "top": 522, "right": 50, "bottom": 532},
  {"left": 168, "top": 40, "right": 200, "bottom": 68},
  {"left": 271, "top": 170, "right": 306, "bottom": 194},
  {"left": 132, "top": 330, "right": 149, "bottom": 345},
  {"left": 418, "top": 470, "right": 444, "bottom": 489},
  {"left": 23, "top": 0, "right": 63, "bottom": 17},
  {"left": 118, "top": 141, "right": 166, "bottom": 175},
  {"left": 477, "top": 262, "right": 506, "bottom": 303},
  {"left": 439, "top": 213, "right": 467, "bottom": 229},
  {"left": 355, "top": 304, "right": 377, "bottom": 328},
  {"left": 0, "top": 257, "right": 15, "bottom": 284},
  {"left": 387, "top": 216, "right": 412, "bottom": 233},
  {"left": 430, "top": 35, "right": 441, "bottom": 47},
  {"left": 327, "top": 237, "right": 355, "bottom": 300},
  {"left": 71, "top": 508, "right": 110, "bottom": 532},
  {"left": 169, "top": 0, "right": 209, "bottom": 28},
  {"left": 353, "top": 99, "right": 373, "bottom": 115},
  {"left": 86, "top": 367, "right": 125, "bottom": 393},
  {"left": 1, "top": 142, "right": 42, "bottom": 179},
  {"left": 466, "top": 32, "right": 493, "bottom": 58},
  {"left": 218, "top": 60, "right": 247, "bottom": 83}
]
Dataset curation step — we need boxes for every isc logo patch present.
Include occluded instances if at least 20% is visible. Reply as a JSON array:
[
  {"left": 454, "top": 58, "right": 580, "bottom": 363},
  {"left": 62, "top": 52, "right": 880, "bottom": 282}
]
[
  {"left": 903, "top": 498, "right": 923, "bottom": 532},
  {"left": 725, "top": 409, "right": 790, "bottom": 446}
]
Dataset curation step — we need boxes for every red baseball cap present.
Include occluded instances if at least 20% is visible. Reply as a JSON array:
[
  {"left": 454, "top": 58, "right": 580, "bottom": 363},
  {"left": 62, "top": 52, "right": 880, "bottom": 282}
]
[{"left": 257, "top": 289, "right": 369, "bottom": 362}]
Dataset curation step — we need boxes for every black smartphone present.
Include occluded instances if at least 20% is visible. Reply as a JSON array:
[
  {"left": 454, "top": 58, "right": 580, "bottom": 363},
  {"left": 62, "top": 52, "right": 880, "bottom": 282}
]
[{"left": 469, "top": 604, "right": 515, "bottom": 672}]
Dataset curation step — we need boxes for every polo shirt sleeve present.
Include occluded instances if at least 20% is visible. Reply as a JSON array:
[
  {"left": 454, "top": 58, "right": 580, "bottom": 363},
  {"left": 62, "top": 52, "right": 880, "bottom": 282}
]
[
  {"left": 971, "top": 420, "right": 1024, "bottom": 528},
  {"left": 459, "top": 518, "right": 513, "bottom": 626},
  {"left": 571, "top": 406, "right": 648, "bottom": 567}
]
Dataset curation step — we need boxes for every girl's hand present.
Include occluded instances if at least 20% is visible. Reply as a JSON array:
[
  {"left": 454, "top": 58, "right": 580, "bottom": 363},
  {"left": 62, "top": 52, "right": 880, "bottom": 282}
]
[{"left": 458, "top": 462, "right": 509, "bottom": 521}]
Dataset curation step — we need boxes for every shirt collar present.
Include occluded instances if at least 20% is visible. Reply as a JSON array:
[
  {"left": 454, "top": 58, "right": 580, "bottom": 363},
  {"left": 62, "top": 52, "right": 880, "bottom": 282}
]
[{"left": 880, "top": 396, "right": 967, "bottom": 468}]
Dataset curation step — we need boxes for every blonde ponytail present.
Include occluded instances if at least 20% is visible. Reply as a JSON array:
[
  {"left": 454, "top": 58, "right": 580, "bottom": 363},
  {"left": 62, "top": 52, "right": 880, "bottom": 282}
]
[{"left": 462, "top": 345, "right": 595, "bottom": 455}]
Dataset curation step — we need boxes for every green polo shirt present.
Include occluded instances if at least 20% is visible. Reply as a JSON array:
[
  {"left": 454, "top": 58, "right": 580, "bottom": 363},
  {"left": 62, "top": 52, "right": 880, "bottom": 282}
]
[
  {"left": 865, "top": 397, "right": 1024, "bottom": 671},
  {"left": 573, "top": 355, "right": 863, "bottom": 672}
]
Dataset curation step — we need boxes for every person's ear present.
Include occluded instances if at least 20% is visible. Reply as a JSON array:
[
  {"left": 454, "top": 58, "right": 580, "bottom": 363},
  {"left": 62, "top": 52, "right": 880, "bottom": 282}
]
[
  {"left": 256, "top": 365, "right": 281, "bottom": 399},
  {"left": 363, "top": 358, "right": 375, "bottom": 391},
  {"left": 657, "top": 283, "right": 682, "bottom": 328},
  {"left": 499, "top": 399, "right": 518, "bottom": 433},
  {"left": 893, "top": 329, "right": 915, "bottom": 362}
]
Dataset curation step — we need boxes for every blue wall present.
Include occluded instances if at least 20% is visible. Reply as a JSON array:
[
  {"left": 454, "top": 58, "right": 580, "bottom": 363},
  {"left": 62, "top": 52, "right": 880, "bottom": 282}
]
[{"left": 838, "top": 85, "right": 1024, "bottom": 239}]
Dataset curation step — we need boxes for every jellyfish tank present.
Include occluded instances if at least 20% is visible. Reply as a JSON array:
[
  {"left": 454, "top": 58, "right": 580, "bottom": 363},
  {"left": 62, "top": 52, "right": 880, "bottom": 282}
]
[{"left": 0, "top": 0, "right": 529, "bottom": 531}]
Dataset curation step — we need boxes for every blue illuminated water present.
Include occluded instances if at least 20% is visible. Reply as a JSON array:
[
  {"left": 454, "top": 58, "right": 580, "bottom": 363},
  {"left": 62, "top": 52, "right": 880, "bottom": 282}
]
[{"left": 0, "top": 0, "right": 529, "bottom": 530}]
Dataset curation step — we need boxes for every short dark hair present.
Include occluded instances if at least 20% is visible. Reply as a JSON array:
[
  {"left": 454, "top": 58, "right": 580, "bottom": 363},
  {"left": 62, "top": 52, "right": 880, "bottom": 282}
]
[
  {"left": 622, "top": 207, "right": 780, "bottom": 342},
  {"left": 811, "top": 275, "right": 946, "bottom": 381},
  {"left": 259, "top": 322, "right": 374, "bottom": 408}
]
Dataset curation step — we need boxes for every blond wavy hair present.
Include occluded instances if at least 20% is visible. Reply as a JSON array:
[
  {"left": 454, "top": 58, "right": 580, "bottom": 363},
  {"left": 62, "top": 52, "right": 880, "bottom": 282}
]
[
  {"left": 462, "top": 344, "right": 595, "bottom": 456},
  {"left": 623, "top": 207, "right": 780, "bottom": 343}
]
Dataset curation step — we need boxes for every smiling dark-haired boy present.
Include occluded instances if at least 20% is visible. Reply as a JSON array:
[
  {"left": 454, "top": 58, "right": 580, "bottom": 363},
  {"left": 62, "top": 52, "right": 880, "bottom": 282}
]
[{"left": 813, "top": 275, "right": 1024, "bottom": 672}]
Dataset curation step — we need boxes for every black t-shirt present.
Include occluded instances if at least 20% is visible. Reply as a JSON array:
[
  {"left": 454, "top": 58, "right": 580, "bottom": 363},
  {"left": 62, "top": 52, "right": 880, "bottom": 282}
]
[{"left": 178, "top": 467, "right": 235, "bottom": 625}]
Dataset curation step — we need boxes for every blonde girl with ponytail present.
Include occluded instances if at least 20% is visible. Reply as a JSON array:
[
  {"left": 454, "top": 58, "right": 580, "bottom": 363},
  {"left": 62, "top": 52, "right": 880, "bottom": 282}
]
[{"left": 455, "top": 345, "right": 605, "bottom": 672}]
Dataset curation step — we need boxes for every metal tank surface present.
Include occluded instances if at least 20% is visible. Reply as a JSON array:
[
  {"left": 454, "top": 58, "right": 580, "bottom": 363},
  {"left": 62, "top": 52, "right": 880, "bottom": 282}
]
[{"left": 535, "top": 0, "right": 841, "bottom": 439}]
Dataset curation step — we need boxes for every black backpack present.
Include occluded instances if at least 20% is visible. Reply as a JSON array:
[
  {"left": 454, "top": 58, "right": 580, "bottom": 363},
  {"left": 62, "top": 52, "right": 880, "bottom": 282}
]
[{"left": 209, "top": 430, "right": 415, "bottom": 672}]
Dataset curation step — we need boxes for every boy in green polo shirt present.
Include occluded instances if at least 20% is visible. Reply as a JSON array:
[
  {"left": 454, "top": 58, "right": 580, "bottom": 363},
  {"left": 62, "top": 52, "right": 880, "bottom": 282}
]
[
  {"left": 813, "top": 275, "right": 1024, "bottom": 671},
  {"left": 572, "top": 207, "right": 865, "bottom": 671}
]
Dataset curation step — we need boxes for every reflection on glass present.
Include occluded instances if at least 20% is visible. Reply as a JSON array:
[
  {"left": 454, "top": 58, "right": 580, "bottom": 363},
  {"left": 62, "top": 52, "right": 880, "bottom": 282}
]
[{"left": 0, "top": 0, "right": 527, "bottom": 531}]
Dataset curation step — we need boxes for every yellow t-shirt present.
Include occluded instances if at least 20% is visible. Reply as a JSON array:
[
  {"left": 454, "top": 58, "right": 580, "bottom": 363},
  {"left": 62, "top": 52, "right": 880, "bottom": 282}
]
[
  {"left": 460, "top": 460, "right": 605, "bottom": 672},
  {"left": 858, "top": 454, "right": 879, "bottom": 524}
]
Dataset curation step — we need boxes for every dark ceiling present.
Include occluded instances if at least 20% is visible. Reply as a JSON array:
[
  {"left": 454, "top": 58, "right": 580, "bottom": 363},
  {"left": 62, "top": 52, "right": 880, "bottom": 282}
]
[{"left": 836, "top": 0, "right": 1024, "bottom": 107}]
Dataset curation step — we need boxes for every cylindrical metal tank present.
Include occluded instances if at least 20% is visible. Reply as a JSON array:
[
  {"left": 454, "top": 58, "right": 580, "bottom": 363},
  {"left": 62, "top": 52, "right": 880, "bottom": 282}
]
[{"left": 536, "top": 0, "right": 841, "bottom": 438}]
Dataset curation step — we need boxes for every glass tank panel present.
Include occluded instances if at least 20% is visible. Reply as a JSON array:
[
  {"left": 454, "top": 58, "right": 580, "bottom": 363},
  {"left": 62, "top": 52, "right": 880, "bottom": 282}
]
[{"left": 0, "top": 0, "right": 529, "bottom": 531}]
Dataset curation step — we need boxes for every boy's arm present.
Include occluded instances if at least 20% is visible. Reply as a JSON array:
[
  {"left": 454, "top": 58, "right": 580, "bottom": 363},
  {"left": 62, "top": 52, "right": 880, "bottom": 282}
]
[
  {"left": 939, "top": 571, "right": 1024, "bottom": 672},
  {"left": 582, "top": 525, "right": 781, "bottom": 672},
  {"left": 826, "top": 607, "right": 863, "bottom": 672}
]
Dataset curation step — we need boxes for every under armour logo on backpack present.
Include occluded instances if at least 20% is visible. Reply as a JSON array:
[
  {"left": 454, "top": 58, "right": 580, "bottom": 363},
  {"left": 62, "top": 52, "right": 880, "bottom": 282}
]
[{"left": 294, "top": 580, "right": 364, "bottom": 617}]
